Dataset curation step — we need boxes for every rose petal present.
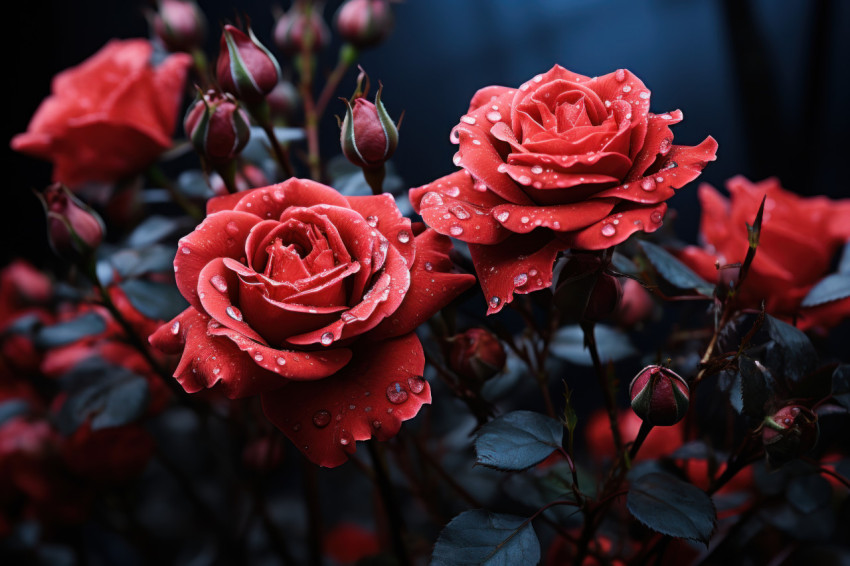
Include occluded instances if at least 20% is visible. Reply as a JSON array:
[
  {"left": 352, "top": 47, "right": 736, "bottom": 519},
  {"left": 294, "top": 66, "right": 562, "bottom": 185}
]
[
  {"left": 261, "top": 333, "right": 428, "bottom": 467},
  {"left": 174, "top": 211, "right": 260, "bottom": 312},
  {"left": 410, "top": 170, "right": 509, "bottom": 210},
  {"left": 370, "top": 229, "right": 477, "bottom": 340},
  {"left": 468, "top": 85, "right": 513, "bottom": 113},
  {"left": 492, "top": 199, "right": 616, "bottom": 233},
  {"left": 469, "top": 232, "right": 566, "bottom": 314},
  {"left": 197, "top": 258, "right": 268, "bottom": 344},
  {"left": 206, "top": 179, "right": 351, "bottom": 218},
  {"left": 562, "top": 202, "right": 669, "bottom": 250},
  {"left": 345, "top": 193, "right": 416, "bottom": 267}
]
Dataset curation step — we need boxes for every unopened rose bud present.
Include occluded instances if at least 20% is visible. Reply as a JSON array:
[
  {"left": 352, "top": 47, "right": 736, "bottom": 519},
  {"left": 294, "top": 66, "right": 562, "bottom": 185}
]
[
  {"left": 340, "top": 85, "right": 399, "bottom": 171},
  {"left": 629, "top": 365, "right": 690, "bottom": 426},
  {"left": 447, "top": 328, "right": 507, "bottom": 384},
  {"left": 152, "top": 0, "right": 207, "bottom": 53},
  {"left": 555, "top": 254, "right": 623, "bottom": 322},
  {"left": 266, "top": 80, "right": 301, "bottom": 123},
  {"left": 273, "top": 0, "right": 330, "bottom": 56},
  {"left": 38, "top": 183, "right": 104, "bottom": 257},
  {"left": 335, "top": 0, "right": 394, "bottom": 49},
  {"left": 184, "top": 90, "right": 251, "bottom": 168},
  {"left": 216, "top": 24, "right": 281, "bottom": 105},
  {"left": 762, "top": 405, "right": 819, "bottom": 468}
]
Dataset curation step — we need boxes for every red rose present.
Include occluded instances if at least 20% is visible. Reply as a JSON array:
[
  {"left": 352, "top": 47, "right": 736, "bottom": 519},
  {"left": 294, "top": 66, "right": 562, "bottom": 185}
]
[
  {"left": 677, "top": 177, "right": 850, "bottom": 331},
  {"left": 410, "top": 65, "right": 717, "bottom": 313},
  {"left": 11, "top": 39, "right": 191, "bottom": 187},
  {"left": 150, "top": 178, "right": 475, "bottom": 467}
]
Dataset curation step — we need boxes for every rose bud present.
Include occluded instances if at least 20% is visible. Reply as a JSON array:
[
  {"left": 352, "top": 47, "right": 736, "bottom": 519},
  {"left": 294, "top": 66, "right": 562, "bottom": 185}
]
[
  {"left": 555, "top": 254, "right": 623, "bottom": 322},
  {"left": 151, "top": 0, "right": 207, "bottom": 53},
  {"left": 37, "top": 183, "right": 105, "bottom": 257},
  {"left": 184, "top": 90, "right": 251, "bottom": 168},
  {"left": 762, "top": 405, "right": 819, "bottom": 468},
  {"left": 273, "top": 0, "right": 330, "bottom": 56},
  {"left": 629, "top": 365, "right": 690, "bottom": 426},
  {"left": 335, "top": 0, "right": 394, "bottom": 49},
  {"left": 216, "top": 24, "right": 281, "bottom": 105},
  {"left": 266, "top": 80, "right": 301, "bottom": 123},
  {"left": 447, "top": 328, "right": 507, "bottom": 384}
]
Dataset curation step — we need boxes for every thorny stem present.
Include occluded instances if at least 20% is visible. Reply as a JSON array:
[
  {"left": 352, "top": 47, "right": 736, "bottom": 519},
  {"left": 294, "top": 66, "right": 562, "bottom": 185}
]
[
  {"left": 259, "top": 120, "right": 296, "bottom": 179},
  {"left": 581, "top": 321, "right": 623, "bottom": 453},
  {"left": 367, "top": 441, "right": 411, "bottom": 566}
]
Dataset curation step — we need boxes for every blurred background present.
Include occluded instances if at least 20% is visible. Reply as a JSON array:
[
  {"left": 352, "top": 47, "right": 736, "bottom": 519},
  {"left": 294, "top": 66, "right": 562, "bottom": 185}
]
[{"left": 6, "top": 0, "right": 850, "bottom": 265}]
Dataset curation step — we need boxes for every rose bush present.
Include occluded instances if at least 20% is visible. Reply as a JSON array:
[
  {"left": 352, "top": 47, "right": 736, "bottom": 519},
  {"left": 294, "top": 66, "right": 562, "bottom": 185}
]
[
  {"left": 11, "top": 39, "right": 191, "bottom": 187},
  {"left": 677, "top": 176, "right": 850, "bottom": 331},
  {"left": 150, "top": 178, "right": 475, "bottom": 466},
  {"left": 410, "top": 65, "right": 717, "bottom": 313}
]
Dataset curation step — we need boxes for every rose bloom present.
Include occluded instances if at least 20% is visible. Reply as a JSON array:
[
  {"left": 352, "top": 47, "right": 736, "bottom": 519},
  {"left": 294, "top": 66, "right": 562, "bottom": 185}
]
[
  {"left": 12, "top": 39, "right": 191, "bottom": 187},
  {"left": 678, "top": 177, "right": 850, "bottom": 331},
  {"left": 410, "top": 65, "right": 717, "bottom": 313},
  {"left": 150, "top": 179, "right": 475, "bottom": 467}
]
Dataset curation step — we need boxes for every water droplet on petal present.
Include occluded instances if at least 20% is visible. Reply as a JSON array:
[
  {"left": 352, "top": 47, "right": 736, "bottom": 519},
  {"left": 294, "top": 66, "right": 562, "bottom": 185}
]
[
  {"left": 421, "top": 192, "right": 443, "bottom": 207},
  {"left": 615, "top": 69, "right": 626, "bottom": 82},
  {"left": 486, "top": 111, "right": 502, "bottom": 122},
  {"left": 321, "top": 332, "right": 333, "bottom": 346},
  {"left": 453, "top": 153, "right": 462, "bottom": 166},
  {"left": 341, "top": 312, "right": 356, "bottom": 323},
  {"left": 449, "top": 225, "right": 464, "bottom": 236},
  {"left": 225, "top": 222, "right": 240, "bottom": 236},
  {"left": 496, "top": 211, "right": 510, "bottom": 222},
  {"left": 366, "top": 215, "right": 378, "bottom": 227},
  {"left": 497, "top": 163, "right": 508, "bottom": 173},
  {"left": 276, "top": 356, "right": 286, "bottom": 366},
  {"left": 489, "top": 296, "right": 501, "bottom": 309},
  {"left": 601, "top": 224, "right": 617, "bottom": 237},
  {"left": 181, "top": 247, "right": 191, "bottom": 254},
  {"left": 531, "top": 165, "right": 543, "bottom": 175},
  {"left": 254, "top": 353, "right": 264, "bottom": 362},
  {"left": 338, "top": 430, "right": 353, "bottom": 446},
  {"left": 450, "top": 205, "right": 470, "bottom": 220},
  {"left": 622, "top": 85, "right": 632, "bottom": 93},
  {"left": 445, "top": 185, "right": 460, "bottom": 197},
  {"left": 171, "top": 321, "right": 180, "bottom": 335},
  {"left": 397, "top": 230, "right": 410, "bottom": 244},
  {"left": 640, "top": 178, "right": 656, "bottom": 192},
  {"left": 460, "top": 115, "right": 476, "bottom": 125},
  {"left": 514, "top": 273, "right": 528, "bottom": 286},
  {"left": 659, "top": 137, "right": 672, "bottom": 155},
  {"left": 518, "top": 175, "right": 532, "bottom": 185},
  {"left": 212, "top": 367, "right": 220, "bottom": 375},
  {"left": 407, "top": 376, "right": 426, "bottom": 394},
  {"left": 226, "top": 306, "right": 243, "bottom": 322},
  {"left": 386, "top": 382, "right": 409, "bottom": 404},
  {"left": 639, "top": 91, "right": 650, "bottom": 100},
  {"left": 424, "top": 261, "right": 433, "bottom": 271},
  {"left": 210, "top": 275, "right": 228, "bottom": 293},
  {"left": 520, "top": 216, "right": 530, "bottom": 224},
  {"left": 651, "top": 211, "right": 664, "bottom": 224}
]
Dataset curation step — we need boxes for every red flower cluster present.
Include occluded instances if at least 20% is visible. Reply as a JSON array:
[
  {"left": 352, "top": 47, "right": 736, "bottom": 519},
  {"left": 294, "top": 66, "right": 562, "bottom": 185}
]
[
  {"left": 411, "top": 65, "right": 717, "bottom": 313},
  {"left": 150, "top": 179, "right": 475, "bottom": 466}
]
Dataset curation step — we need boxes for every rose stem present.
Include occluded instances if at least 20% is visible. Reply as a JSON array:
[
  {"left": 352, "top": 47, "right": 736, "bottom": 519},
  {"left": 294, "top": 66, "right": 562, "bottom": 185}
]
[
  {"left": 86, "top": 260, "right": 199, "bottom": 409},
  {"left": 315, "top": 44, "right": 358, "bottom": 117},
  {"left": 366, "top": 441, "right": 411, "bottom": 566},
  {"left": 147, "top": 165, "right": 203, "bottom": 221},
  {"left": 581, "top": 321, "right": 623, "bottom": 452},
  {"left": 250, "top": 101, "right": 296, "bottom": 179},
  {"left": 297, "top": 45, "right": 322, "bottom": 181}
]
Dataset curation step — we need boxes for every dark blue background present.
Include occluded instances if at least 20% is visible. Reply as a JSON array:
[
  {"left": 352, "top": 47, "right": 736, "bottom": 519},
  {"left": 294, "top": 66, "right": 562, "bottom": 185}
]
[{"left": 6, "top": 0, "right": 850, "bottom": 264}]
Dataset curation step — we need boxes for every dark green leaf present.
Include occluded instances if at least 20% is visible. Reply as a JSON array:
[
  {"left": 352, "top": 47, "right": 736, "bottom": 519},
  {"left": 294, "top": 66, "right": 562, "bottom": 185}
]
[
  {"left": 103, "top": 245, "right": 177, "bottom": 281},
  {"left": 800, "top": 274, "right": 850, "bottom": 307},
  {"left": 57, "top": 358, "right": 150, "bottom": 434},
  {"left": 431, "top": 510, "right": 539, "bottom": 566},
  {"left": 550, "top": 324, "right": 636, "bottom": 366},
  {"left": 611, "top": 252, "right": 640, "bottom": 275},
  {"left": 638, "top": 240, "right": 714, "bottom": 296},
  {"left": 35, "top": 312, "right": 106, "bottom": 349},
  {"left": 787, "top": 474, "right": 832, "bottom": 514},
  {"left": 127, "top": 216, "right": 193, "bottom": 248},
  {"left": 739, "top": 356, "right": 770, "bottom": 418},
  {"left": 765, "top": 315, "right": 817, "bottom": 383},
  {"left": 118, "top": 279, "right": 188, "bottom": 321},
  {"left": 475, "top": 411, "right": 563, "bottom": 471},
  {"left": 627, "top": 472, "right": 716, "bottom": 544},
  {"left": 832, "top": 365, "right": 850, "bottom": 410}
]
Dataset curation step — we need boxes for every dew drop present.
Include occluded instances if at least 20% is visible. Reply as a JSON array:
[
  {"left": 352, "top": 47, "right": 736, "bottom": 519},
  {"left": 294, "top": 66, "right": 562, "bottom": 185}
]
[
  {"left": 639, "top": 91, "right": 650, "bottom": 100},
  {"left": 518, "top": 175, "right": 532, "bottom": 185},
  {"left": 497, "top": 163, "right": 508, "bottom": 173},
  {"left": 225, "top": 222, "right": 240, "bottom": 236},
  {"left": 651, "top": 211, "right": 664, "bottom": 224},
  {"left": 514, "top": 273, "right": 528, "bottom": 286},
  {"left": 338, "top": 431, "right": 353, "bottom": 446},
  {"left": 407, "top": 376, "right": 426, "bottom": 394},
  {"left": 489, "top": 296, "right": 501, "bottom": 309},
  {"left": 170, "top": 321, "right": 180, "bottom": 335},
  {"left": 450, "top": 128, "right": 460, "bottom": 143},
  {"left": 655, "top": 176, "right": 664, "bottom": 184},
  {"left": 366, "top": 215, "right": 378, "bottom": 227},
  {"left": 520, "top": 216, "right": 530, "bottom": 224},
  {"left": 371, "top": 420, "right": 382, "bottom": 430},
  {"left": 615, "top": 69, "right": 626, "bottom": 82},
  {"left": 341, "top": 312, "right": 356, "bottom": 323},
  {"left": 272, "top": 190, "right": 285, "bottom": 202},
  {"left": 254, "top": 353, "right": 264, "bottom": 362},
  {"left": 601, "top": 224, "right": 617, "bottom": 237},
  {"left": 276, "top": 356, "right": 286, "bottom": 366},
  {"left": 386, "top": 382, "right": 409, "bottom": 404},
  {"left": 622, "top": 85, "right": 632, "bottom": 93},
  {"left": 181, "top": 247, "right": 191, "bottom": 254},
  {"left": 460, "top": 115, "right": 476, "bottom": 125},
  {"left": 226, "top": 306, "right": 243, "bottom": 322},
  {"left": 450, "top": 205, "right": 470, "bottom": 220},
  {"left": 486, "top": 111, "right": 502, "bottom": 122},
  {"left": 424, "top": 261, "right": 433, "bottom": 271},
  {"left": 421, "top": 192, "right": 443, "bottom": 207},
  {"left": 321, "top": 332, "right": 333, "bottom": 346},
  {"left": 210, "top": 275, "right": 228, "bottom": 293},
  {"left": 449, "top": 225, "right": 464, "bottom": 236},
  {"left": 531, "top": 165, "right": 543, "bottom": 175},
  {"left": 453, "top": 153, "right": 462, "bottom": 166},
  {"left": 640, "top": 178, "right": 656, "bottom": 192},
  {"left": 496, "top": 211, "right": 510, "bottom": 222},
  {"left": 397, "top": 230, "right": 410, "bottom": 244},
  {"left": 659, "top": 137, "right": 672, "bottom": 155},
  {"left": 445, "top": 185, "right": 460, "bottom": 197}
]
